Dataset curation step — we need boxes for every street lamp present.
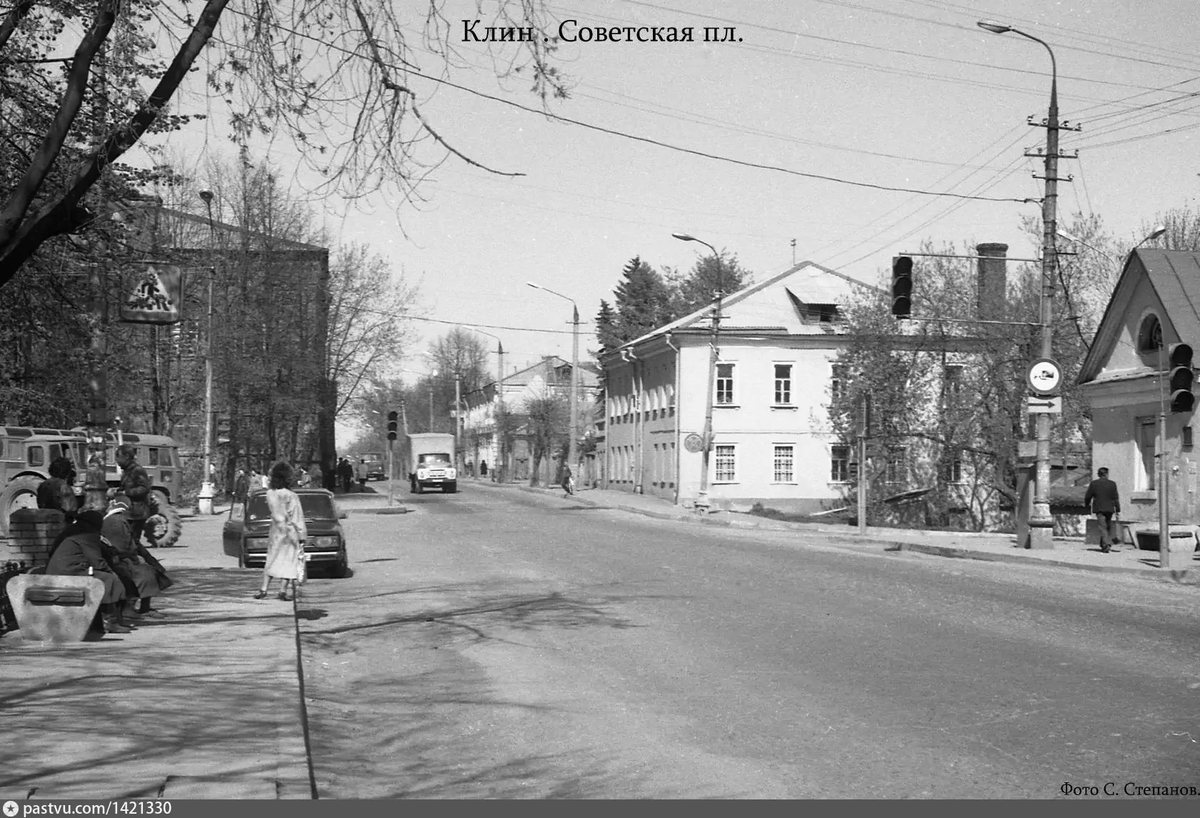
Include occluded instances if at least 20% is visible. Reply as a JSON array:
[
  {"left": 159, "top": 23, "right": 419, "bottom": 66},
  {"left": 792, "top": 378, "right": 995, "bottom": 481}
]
[
  {"left": 197, "top": 190, "right": 217, "bottom": 515},
  {"left": 978, "top": 20, "right": 1064, "bottom": 550},
  {"left": 527, "top": 282, "right": 580, "bottom": 480},
  {"left": 672, "top": 232, "right": 723, "bottom": 513},
  {"left": 1056, "top": 224, "right": 1166, "bottom": 263}
]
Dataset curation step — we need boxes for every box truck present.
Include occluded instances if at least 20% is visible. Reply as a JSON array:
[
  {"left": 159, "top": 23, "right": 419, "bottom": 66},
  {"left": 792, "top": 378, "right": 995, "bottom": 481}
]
[{"left": 403, "top": 433, "right": 457, "bottom": 494}]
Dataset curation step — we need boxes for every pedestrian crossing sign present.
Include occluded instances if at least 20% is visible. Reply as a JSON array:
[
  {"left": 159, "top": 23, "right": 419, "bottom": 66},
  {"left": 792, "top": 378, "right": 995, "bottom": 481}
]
[{"left": 120, "top": 262, "right": 183, "bottom": 324}]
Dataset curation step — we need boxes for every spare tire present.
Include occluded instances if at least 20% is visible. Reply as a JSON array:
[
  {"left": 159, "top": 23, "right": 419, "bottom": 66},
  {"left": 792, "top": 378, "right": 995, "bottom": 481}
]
[
  {"left": 147, "top": 489, "right": 183, "bottom": 548},
  {"left": 0, "top": 475, "right": 43, "bottom": 538}
]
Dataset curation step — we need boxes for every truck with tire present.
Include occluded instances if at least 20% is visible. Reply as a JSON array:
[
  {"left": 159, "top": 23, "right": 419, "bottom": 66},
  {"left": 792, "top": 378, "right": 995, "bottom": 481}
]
[
  {"left": 402, "top": 433, "right": 457, "bottom": 494},
  {"left": 0, "top": 426, "right": 184, "bottom": 547}
]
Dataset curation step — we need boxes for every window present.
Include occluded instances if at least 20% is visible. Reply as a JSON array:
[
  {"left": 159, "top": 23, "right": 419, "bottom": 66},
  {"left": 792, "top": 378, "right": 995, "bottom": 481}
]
[
  {"left": 714, "top": 444, "right": 737, "bottom": 482},
  {"left": 1138, "top": 314, "right": 1163, "bottom": 353},
  {"left": 802, "top": 304, "right": 840, "bottom": 323},
  {"left": 941, "top": 451, "right": 963, "bottom": 484},
  {"left": 27, "top": 445, "right": 44, "bottom": 467},
  {"left": 830, "top": 445, "right": 850, "bottom": 483},
  {"left": 945, "top": 365, "right": 964, "bottom": 398},
  {"left": 773, "top": 445, "right": 794, "bottom": 482},
  {"left": 773, "top": 364, "right": 793, "bottom": 405},
  {"left": 716, "top": 363, "right": 735, "bottom": 405},
  {"left": 147, "top": 447, "right": 159, "bottom": 467},
  {"left": 1137, "top": 416, "right": 1156, "bottom": 490},
  {"left": 885, "top": 448, "right": 907, "bottom": 484},
  {"left": 831, "top": 364, "right": 848, "bottom": 401}
]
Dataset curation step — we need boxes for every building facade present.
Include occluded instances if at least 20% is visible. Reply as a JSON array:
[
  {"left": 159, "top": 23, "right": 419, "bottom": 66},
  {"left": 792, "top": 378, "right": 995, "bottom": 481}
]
[
  {"left": 601, "top": 261, "right": 877, "bottom": 513},
  {"left": 1078, "top": 249, "right": 1200, "bottom": 528}
]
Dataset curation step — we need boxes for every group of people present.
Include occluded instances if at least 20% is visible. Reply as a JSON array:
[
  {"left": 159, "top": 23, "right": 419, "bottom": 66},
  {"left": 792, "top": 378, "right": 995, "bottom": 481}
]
[
  {"left": 336, "top": 457, "right": 369, "bottom": 492},
  {"left": 40, "top": 444, "right": 171, "bottom": 635}
]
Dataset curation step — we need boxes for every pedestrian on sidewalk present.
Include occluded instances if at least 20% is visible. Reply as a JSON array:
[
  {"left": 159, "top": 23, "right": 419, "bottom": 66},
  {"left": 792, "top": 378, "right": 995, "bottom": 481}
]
[
  {"left": 561, "top": 463, "right": 574, "bottom": 497},
  {"left": 255, "top": 461, "right": 307, "bottom": 602},
  {"left": 115, "top": 443, "right": 159, "bottom": 549},
  {"left": 1084, "top": 467, "right": 1121, "bottom": 553}
]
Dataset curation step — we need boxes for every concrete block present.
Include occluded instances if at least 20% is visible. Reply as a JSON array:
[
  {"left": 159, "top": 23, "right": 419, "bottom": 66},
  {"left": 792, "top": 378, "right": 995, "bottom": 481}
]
[{"left": 6, "top": 574, "right": 104, "bottom": 642}]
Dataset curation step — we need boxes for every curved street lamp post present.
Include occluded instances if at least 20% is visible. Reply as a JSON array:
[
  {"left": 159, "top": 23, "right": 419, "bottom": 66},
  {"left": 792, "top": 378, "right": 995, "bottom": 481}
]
[
  {"left": 672, "top": 232, "right": 722, "bottom": 513},
  {"left": 978, "top": 20, "right": 1065, "bottom": 549},
  {"left": 197, "top": 191, "right": 217, "bottom": 515}
]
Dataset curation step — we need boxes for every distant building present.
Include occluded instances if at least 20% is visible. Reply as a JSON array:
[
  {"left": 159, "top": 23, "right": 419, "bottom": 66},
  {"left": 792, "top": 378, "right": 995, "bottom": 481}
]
[{"left": 462, "top": 356, "right": 601, "bottom": 483}]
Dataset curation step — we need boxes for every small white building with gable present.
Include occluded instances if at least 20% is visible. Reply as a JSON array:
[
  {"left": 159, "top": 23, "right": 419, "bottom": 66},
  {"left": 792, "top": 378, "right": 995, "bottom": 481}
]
[{"left": 600, "top": 261, "right": 879, "bottom": 512}]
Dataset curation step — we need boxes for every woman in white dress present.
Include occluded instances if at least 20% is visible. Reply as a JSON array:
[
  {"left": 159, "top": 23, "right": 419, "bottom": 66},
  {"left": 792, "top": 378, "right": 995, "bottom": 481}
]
[{"left": 254, "top": 461, "right": 307, "bottom": 601}]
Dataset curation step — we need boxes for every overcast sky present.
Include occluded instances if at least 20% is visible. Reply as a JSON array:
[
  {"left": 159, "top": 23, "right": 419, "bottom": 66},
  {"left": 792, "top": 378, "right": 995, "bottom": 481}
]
[{"left": 145, "top": 0, "right": 1200, "bottom": 399}]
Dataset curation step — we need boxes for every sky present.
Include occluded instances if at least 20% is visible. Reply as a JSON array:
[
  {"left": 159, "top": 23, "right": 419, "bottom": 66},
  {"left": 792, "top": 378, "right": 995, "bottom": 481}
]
[{"left": 137, "top": 0, "right": 1200, "bottom": 424}]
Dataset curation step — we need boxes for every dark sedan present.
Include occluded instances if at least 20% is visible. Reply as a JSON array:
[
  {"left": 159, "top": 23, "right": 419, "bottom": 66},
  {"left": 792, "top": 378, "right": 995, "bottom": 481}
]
[{"left": 222, "top": 488, "right": 349, "bottom": 578}]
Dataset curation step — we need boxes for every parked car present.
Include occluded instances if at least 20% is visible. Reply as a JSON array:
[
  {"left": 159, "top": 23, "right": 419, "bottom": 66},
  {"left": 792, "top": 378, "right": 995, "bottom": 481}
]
[{"left": 222, "top": 488, "right": 349, "bottom": 578}]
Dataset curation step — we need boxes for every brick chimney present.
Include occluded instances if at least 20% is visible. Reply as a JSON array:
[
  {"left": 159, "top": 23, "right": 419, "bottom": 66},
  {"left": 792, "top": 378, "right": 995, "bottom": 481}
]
[{"left": 976, "top": 242, "right": 1008, "bottom": 321}]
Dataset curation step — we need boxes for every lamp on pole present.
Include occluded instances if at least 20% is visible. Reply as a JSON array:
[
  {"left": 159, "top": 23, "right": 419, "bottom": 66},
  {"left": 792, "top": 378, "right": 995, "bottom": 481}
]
[
  {"left": 1057, "top": 224, "right": 1166, "bottom": 264},
  {"left": 527, "top": 282, "right": 580, "bottom": 478},
  {"left": 978, "top": 20, "right": 1065, "bottom": 549},
  {"left": 197, "top": 190, "right": 217, "bottom": 515},
  {"left": 672, "top": 232, "right": 722, "bottom": 513}
]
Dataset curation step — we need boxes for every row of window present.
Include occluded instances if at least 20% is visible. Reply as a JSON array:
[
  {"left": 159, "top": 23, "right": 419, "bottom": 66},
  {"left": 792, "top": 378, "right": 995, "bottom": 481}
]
[
  {"left": 610, "top": 362, "right": 966, "bottom": 421},
  {"left": 710, "top": 444, "right": 962, "bottom": 485}
]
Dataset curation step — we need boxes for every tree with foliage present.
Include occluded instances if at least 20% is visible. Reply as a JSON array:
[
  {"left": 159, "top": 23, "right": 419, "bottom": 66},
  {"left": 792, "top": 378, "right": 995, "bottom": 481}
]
[
  {"left": 663, "top": 250, "right": 753, "bottom": 316},
  {"left": 829, "top": 240, "right": 1058, "bottom": 530},
  {"left": 0, "top": 0, "right": 568, "bottom": 286},
  {"left": 525, "top": 392, "right": 567, "bottom": 487},
  {"left": 607, "top": 256, "right": 674, "bottom": 347}
]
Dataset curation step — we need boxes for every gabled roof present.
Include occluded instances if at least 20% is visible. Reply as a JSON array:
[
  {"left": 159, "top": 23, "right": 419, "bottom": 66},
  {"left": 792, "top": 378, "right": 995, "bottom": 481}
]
[
  {"left": 614, "top": 260, "right": 880, "bottom": 353},
  {"left": 1078, "top": 249, "right": 1200, "bottom": 383}
]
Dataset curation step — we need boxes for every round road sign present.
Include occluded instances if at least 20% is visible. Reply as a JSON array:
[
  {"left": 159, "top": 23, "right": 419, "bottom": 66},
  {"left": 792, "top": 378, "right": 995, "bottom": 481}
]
[
  {"left": 684, "top": 433, "right": 705, "bottom": 453},
  {"left": 1027, "top": 358, "right": 1063, "bottom": 395}
]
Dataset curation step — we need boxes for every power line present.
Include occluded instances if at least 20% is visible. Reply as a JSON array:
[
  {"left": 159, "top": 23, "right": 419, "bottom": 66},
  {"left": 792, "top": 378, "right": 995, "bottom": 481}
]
[{"left": 219, "top": 5, "right": 1027, "bottom": 205}]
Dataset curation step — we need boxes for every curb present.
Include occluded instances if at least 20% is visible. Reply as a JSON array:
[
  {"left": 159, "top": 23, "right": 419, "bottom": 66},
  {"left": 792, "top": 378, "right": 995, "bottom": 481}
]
[{"left": 472, "top": 479, "right": 1200, "bottom": 586}]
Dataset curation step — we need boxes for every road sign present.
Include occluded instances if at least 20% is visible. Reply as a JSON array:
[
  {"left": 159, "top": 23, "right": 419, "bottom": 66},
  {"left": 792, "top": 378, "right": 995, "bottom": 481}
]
[
  {"left": 684, "top": 433, "right": 705, "bottom": 453},
  {"left": 1027, "top": 358, "right": 1063, "bottom": 395},
  {"left": 1026, "top": 395, "right": 1062, "bottom": 414}
]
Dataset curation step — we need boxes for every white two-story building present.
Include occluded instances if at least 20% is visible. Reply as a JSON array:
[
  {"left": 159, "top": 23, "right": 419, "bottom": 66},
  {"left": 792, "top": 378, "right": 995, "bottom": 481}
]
[{"left": 600, "top": 261, "right": 878, "bottom": 512}]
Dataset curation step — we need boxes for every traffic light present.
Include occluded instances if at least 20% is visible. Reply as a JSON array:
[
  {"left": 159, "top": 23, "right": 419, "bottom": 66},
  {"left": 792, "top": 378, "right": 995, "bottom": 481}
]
[
  {"left": 1169, "top": 343, "right": 1195, "bottom": 413},
  {"left": 891, "top": 256, "right": 913, "bottom": 318},
  {"left": 387, "top": 410, "right": 399, "bottom": 441}
]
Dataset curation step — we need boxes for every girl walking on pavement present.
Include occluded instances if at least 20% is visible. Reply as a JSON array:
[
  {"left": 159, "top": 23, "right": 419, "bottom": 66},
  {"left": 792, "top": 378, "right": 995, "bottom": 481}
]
[{"left": 255, "top": 461, "right": 307, "bottom": 601}]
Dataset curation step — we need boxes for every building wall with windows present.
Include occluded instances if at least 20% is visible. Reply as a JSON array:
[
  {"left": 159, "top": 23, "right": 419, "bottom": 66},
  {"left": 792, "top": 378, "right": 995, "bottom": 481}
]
[
  {"left": 1079, "top": 249, "right": 1200, "bottom": 528},
  {"left": 602, "top": 261, "right": 879, "bottom": 512}
]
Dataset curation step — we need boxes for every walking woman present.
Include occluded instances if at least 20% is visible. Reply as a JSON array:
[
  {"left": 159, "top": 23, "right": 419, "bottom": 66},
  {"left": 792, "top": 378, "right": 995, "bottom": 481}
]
[{"left": 254, "top": 461, "right": 307, "bottom": 601}]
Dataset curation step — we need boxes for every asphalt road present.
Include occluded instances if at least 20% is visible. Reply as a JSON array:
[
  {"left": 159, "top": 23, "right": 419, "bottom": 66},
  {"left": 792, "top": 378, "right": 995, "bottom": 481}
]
[{"left": 295, "top": 483, "right": 1200, "bottom": 799}]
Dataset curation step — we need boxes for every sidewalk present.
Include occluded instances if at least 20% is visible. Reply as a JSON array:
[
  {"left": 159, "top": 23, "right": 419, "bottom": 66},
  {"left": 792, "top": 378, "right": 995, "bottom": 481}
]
[
  {"left": 0, "top": 517, "right": 312, "bottom": 799},
  {"left": 471, "top": 478, "right": 1200, "bottom": 585}
]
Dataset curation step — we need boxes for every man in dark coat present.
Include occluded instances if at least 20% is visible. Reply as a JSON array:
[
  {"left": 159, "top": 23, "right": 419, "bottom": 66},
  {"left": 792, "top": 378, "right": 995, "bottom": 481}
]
[
  {"left": 102, "top": 495, "right": 170, "bottom": 618},
  {"left": 337, "top": 457, "right": 354, "bottom": 493},
  {"left": 46, "top": 510, "right": 133, "bottom": 634},
  {"left": 116, "top": 443, "right": 159, "bottom": 549},
  {"left": 1083, "top": 467, "right": 1121, "bottom": 553}
]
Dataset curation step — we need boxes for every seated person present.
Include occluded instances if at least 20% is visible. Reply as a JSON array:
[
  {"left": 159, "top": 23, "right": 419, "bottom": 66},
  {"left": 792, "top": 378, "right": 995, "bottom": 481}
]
[
  {"left": 45, "top": 510, "right": 133, "bottom": 634},
  {"left": 37, "top": 456, "right": 79, "bottom": 523},
  {"left": 102, "top": 495, "right": 171, "bottom": 618}
]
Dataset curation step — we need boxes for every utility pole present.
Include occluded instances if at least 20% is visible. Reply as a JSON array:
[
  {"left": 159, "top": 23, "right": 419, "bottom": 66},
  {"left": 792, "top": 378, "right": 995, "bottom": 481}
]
[
  {"left": 978, "top": 21, "right": 1078, "bottom": 550},
  {"left": 455, "top": 370, "right": 462, "bottom": 473}
]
